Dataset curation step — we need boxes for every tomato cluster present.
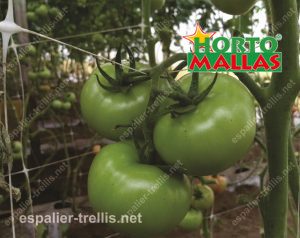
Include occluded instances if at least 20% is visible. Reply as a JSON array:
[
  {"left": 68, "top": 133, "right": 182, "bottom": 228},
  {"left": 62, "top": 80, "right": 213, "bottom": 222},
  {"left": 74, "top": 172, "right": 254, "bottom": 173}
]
[
  {"left": 80, "top": 45, "right": 255, "bottom": 236},
  {"left": 12, "top": 141, "right": 23, "bottom": 160},
  {"left": 51, "top": 91, "right": 77, "bottom": 111}
]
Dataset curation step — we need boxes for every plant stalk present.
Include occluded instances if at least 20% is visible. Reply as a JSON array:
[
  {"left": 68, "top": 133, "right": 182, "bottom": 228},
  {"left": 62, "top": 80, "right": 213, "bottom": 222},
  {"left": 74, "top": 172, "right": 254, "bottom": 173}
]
[
  {"left": 142, "top": 0, "right": 156, "bottom": 67},
  {"left": 263, "top": 108, "right": 291, "bottom": 238}
]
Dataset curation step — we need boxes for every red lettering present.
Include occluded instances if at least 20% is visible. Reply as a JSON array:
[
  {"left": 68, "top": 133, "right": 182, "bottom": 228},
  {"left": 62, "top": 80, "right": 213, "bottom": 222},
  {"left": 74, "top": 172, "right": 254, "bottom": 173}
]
[
  {"left": 270, "top": 54, "right": 281, "bottom": 70},
  {"left": 253, "top": 54, "right": 270, "bottom": 70},
  {"left": 231, "top": 54, "right": 241, "bottom": 70},
  {"left": 189, "top": 55, "right": 211, "bottom": 70},
  {"left": 241, "top": 54, "right": 252, "bottom": 70},
  {"left": 213, "top": 55, "right": 230, "bottom": 70}
]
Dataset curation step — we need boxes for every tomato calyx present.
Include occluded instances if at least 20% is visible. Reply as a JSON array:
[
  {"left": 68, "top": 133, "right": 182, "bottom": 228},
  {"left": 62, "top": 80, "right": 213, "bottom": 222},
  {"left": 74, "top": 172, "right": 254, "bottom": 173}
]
[
  {"left": 193, "top": 186, "right": 205, "bottom": 200},
  {"left": 156, "top": 72, "right": 218, "bottom": 118},
  {"left": 95, "top": 44, "right": 151, "bottom": 92}
]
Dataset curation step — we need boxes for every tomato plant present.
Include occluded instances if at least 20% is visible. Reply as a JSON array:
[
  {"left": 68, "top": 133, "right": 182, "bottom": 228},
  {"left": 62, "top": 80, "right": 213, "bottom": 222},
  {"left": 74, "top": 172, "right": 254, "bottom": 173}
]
[
  {"left": 211, "top": 0, "right": 257, "bottom": 15},
  {"left": 154, "top": 73, "right": 256, "bottom": 175},
  {"left": 10, "top": 1, "right": 297, "bottom": 238},
  {"left": 88, "top": 142, "right": 191, "bottom": 237}
]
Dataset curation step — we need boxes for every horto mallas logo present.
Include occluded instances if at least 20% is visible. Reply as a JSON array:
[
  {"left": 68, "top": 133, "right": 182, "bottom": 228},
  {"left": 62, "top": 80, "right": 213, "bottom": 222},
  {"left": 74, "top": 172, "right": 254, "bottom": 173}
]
[{"left": 183, "top": 23, "right": 282, "bottom": 72}]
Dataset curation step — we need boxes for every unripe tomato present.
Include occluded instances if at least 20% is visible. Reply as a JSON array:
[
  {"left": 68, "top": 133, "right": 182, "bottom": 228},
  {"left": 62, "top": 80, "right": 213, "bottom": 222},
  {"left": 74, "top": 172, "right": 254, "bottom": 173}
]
[
  {"left": 80, "top": 63, "right": 151, "bottom": 140},
  {"left": 192, "top": 185, "right": 214, "bottom": 211},
  {"left": 62, "top": 102, "right": 72, "bottom": 111},
  {"left": 179, "top": 210, "right": 203, "bottom": 231},
  {"left": 65, "top": 92, "right": 76, "bottom": 103},
  {"left": 88, "top": 142, "right": 192, "bottom": 237},
  {"left": 211, "top": 0, "right": 256, "bottom": 15},
  {"left": 51, "top": 100, "right": 63, "bottom": 109},
  {"left": 154, "top": 73, "right": 256, "bottom": 176},
  {"left": 151, "top": 0, "right": 166, "bottom": 12},
  {"left": 12, "top": 141, "right": 22, "bottom": 153},
  {"left": 48, "top": 7, "right": 61, "bottom": 17},
  {"left": 38, "top": 68, "right": 51, "bottom": 79},
  {"left": 27, "top": 12, "right": 37, "bottom": 22},
  {"left": 12, "top": 152, "right": 22, "bottom": 160},
  {"left": 35, "top": 4, "right": 49, "bottom": 18}
]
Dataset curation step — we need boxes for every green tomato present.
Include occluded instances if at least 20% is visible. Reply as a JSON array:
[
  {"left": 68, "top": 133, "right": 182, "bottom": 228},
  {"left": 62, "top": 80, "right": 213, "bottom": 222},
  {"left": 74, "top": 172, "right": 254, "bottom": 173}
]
[
  {"left": 35, "top": 4, "right": 49, "bottom": 18},
  {"left": 62, "top": 102, "right": 72, "bottom": 111},
  {"left": 38, "top": 68, "right": 51, "bottom": 79},
  {"left": 88, "top": 141, "right": 192, "bottom": 237},
  {"left": 12, "top": 152, "right": 22, "bottom": 160},
  {"left": 154, "top": 73, "right": 256, "bottom": 175},
  {"left": 179, "top": 210, "right": 203, "bottom": 231},
  {"left": 151, "top": 0, "right": 166, "bottom": 12},
  {"left": 48, "top": 7, "right": 61, "bottom": 17},
  {"left": 192, "top": 185, "right": 214, "bottom": 211},
  {"left": 211, "top": 0, "right": 256, "bottom": 15},
  {"left": 51, "top": 100, "right": 63, "bottom": 109},
  {"left": 80, "top": 63, "right": 151, "bottom": 140},
  {"left": 65, "top": 92, "right": 76, "bottom": 103},
  {"left": 12, "top": 141, "right": 22, "bottom": 153},
  {"left": 27, "top": 12, "right": 37, "bottom": 22}
]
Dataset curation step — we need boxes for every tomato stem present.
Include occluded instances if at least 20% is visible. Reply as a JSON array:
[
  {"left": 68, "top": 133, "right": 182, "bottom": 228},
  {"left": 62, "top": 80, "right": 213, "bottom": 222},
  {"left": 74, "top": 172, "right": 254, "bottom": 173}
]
[
  {"left": 142, "top": 0, "right": 157, "bottom": 67},
  {"left": 202, "top": 212, "right": 211, "bottom": 238},
  {"left": 288, "top": 135, "right": 300, "bottom": 207},
  {"left": 140, "top": 53, "right": 187, "bottom": 164},
  {"left": 262, "top": 108, "right": 291, "bottom": 237}
]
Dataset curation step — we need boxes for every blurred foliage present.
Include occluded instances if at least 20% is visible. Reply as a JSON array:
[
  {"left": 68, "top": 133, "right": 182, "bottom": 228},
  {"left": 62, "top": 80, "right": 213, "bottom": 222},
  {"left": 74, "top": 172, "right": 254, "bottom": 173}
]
[
  {"left": 0, "top": 0, "right": 262, "bottom": 97},
  {"left": 23, "top": 0, "right": 226, "bottom": 60}
]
